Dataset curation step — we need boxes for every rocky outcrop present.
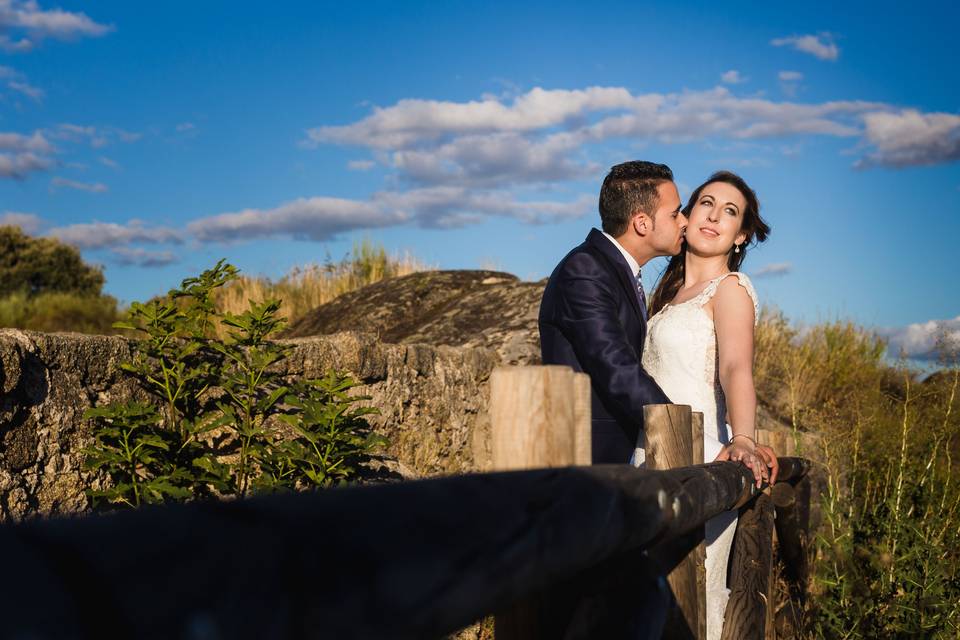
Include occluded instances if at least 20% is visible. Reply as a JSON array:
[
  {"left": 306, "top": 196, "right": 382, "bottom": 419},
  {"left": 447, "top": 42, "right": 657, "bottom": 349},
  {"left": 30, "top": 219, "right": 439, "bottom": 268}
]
[
  {"left": 284, "top": 270, "right": 546, "bottom": 366},
  {"left": 0, "top": 329, "right": 497, "bottom": 522}
]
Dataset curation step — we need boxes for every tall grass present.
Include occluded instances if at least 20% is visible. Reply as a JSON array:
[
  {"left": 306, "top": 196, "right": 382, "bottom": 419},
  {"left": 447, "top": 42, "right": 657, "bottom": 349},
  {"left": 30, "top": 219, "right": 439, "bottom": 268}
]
[
  {"left": 753, "top": 308, "right": 960, "bottom": 637},
  {"left": 212, "top": 239, "right": 425, "bottom": 331}
]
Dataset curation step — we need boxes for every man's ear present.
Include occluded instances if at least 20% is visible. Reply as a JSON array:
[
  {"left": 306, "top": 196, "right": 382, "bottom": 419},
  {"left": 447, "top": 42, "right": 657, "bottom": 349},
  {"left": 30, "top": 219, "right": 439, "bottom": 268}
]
[{"left": 632, "top": 213, "right": 650, "bottom": 237}]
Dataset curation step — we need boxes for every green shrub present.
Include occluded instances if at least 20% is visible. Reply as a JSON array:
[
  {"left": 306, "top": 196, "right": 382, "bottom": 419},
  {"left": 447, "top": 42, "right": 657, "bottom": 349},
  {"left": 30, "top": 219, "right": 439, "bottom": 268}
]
[{"left": 83, "top": 260, "right": 385, "bottom": 508}]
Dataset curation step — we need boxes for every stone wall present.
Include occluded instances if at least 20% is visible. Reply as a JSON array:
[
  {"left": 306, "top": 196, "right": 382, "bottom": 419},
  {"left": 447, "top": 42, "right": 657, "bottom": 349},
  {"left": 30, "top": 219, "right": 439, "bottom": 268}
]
[{"left": 0, "top": 329, "right": 497, "bottom": 522}]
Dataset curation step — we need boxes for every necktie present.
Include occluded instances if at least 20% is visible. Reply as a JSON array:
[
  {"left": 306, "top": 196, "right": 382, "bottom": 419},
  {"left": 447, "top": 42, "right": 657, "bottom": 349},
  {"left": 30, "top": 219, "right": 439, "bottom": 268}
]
[{"left": 636, "top": 270, "right": 648, "bottom": 321}]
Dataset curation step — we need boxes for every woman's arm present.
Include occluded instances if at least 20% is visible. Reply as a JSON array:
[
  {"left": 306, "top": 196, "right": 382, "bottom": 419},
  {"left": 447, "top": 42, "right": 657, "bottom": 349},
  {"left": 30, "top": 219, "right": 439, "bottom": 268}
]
[{"left": 712, "top": 276, "right": 773, "bottom": 486}]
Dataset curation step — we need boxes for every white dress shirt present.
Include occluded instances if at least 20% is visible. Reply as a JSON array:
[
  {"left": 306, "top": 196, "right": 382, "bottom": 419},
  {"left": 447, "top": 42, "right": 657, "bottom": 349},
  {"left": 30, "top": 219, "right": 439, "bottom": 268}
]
[{"left": 601, "top": 231, "right": 641, "bottom": 279}]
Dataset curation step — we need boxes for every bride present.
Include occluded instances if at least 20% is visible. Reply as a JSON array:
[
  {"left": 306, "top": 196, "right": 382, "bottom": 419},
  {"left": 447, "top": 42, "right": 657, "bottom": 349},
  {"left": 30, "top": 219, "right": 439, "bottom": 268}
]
[{"left": 636, "top": 170, "right": 777, "bottom": 640}]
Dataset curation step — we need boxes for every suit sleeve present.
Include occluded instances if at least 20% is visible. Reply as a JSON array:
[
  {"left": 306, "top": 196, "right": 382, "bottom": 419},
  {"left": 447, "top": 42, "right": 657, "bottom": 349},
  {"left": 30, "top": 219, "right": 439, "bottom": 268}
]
[{"left": 556, "top": 253, "right": 671, "bottom": 424}]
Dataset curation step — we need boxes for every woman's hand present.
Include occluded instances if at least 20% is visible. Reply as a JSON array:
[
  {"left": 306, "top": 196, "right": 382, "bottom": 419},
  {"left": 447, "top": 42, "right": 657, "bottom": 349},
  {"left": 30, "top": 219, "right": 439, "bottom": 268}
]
[
  {"left": 755, "top": 444, "right": 779, "bottom": 485},
  {"left": 714, "top": 441, "right": 768, "bottom": 488}
]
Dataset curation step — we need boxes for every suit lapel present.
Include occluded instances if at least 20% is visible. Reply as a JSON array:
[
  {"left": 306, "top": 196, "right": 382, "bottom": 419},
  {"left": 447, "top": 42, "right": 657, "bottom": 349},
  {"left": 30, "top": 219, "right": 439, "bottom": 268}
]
[{"left": 585, "top": 229, "right": 645, "bottom": 324}]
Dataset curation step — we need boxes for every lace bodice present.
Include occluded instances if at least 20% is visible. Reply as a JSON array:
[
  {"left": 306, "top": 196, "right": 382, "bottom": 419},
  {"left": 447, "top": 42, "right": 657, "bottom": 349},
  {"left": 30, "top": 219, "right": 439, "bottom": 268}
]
[{"left": 641, "top": 272, "right": 759, "bottom": 449}]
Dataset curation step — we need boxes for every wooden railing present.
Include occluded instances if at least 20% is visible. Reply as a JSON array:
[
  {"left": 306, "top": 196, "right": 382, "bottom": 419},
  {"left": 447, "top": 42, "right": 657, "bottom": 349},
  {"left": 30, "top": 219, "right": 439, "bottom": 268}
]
[
  {"left": 0, "top": 365, "right": 815, "bottom": 640},
  {"left": 490, "top": 366, "right": 815, "bottom": 639}
]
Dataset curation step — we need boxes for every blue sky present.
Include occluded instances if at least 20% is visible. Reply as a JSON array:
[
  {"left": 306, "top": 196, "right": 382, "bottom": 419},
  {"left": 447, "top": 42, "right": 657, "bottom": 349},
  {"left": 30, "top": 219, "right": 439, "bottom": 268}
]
[{"left": 1, "top": 0, "right": 958, "bottom": 359}]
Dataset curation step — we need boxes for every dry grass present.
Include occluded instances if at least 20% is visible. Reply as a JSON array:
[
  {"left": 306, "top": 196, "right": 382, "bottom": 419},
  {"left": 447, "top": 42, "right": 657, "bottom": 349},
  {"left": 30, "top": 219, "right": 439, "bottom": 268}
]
[{"left": 211, "top": 239, "right": 426, "bottom": 333}]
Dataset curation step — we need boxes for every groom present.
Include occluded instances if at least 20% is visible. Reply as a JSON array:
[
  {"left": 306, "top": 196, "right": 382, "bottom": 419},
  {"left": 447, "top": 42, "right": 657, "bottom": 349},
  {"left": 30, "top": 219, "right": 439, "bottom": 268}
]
[{"left": 539, "top": 161, "right": 687, "bottom": 464}]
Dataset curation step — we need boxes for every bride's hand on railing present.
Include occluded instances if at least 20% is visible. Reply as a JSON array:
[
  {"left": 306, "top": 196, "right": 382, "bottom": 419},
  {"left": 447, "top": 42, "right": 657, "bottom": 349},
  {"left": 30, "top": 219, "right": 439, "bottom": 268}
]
[
  {"left": 755, "top": 444, "right": 779, "bottom": 485},
  {"left": 714, "top": 441, "right": 770, "bottom": 488}
]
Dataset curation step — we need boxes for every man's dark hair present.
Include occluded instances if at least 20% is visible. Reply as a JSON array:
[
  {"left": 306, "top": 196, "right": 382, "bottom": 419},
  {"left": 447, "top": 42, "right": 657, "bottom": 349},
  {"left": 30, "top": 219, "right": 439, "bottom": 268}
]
[{"left": 598, "top": 161, "right": 674, "bottom": 236}]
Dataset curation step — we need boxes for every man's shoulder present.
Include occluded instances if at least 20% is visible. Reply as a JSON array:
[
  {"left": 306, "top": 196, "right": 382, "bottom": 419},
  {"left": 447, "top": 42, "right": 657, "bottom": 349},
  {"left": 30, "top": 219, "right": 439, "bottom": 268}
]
[{"left": 553, "top": 232, "right": 611, "bottom": 277}]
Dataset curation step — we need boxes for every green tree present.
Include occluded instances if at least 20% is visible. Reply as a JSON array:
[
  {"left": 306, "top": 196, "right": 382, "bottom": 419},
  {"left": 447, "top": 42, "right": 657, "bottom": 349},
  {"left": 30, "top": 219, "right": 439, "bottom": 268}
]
[{"left": 0, "top": 225, "right": 105, "bottom": 298}]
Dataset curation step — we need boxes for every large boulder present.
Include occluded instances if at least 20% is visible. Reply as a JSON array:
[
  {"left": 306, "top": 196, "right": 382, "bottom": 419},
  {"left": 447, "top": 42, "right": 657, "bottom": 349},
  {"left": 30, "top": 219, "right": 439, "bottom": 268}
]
[{"left": 283, "top": 270, "right": 545, "bottom": 366}]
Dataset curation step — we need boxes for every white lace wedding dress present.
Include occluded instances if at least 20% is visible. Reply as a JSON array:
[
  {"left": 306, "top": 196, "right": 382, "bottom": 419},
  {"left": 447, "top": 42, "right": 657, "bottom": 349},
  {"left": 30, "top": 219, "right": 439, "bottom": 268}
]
[{"left": 632, "top": 271, "right": 759, "bottom": 640}]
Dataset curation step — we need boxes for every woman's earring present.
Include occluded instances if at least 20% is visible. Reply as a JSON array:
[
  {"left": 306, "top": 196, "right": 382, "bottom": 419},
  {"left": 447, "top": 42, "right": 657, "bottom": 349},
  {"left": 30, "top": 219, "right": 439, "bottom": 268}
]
[{"left": 734, "top": 244, "right": 741, "bottom": 254}]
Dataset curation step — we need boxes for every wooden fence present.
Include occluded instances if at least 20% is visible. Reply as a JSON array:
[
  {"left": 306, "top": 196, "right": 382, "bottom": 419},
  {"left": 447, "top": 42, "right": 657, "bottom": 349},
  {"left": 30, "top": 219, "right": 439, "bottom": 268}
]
[
  {"left": 490, "top": 366, "right": 815, "bottom": 640},
  {"left": 0, "top": 365, "right": 815, "bottom": 639}
]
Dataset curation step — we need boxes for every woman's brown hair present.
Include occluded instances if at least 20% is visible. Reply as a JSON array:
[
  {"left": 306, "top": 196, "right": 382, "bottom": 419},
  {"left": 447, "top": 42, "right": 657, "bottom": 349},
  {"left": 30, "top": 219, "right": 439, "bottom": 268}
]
[{"left": 648, "top": 170, "right": 770, "bottom": 316}]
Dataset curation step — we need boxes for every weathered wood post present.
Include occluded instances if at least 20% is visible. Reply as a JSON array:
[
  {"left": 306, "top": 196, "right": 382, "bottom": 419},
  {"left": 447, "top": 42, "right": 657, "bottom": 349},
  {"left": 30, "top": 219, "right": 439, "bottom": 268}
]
[
  {"left": 721, "top": 493, "right": 775, "bottom": 640},
  {"left": 490, "top": 365, "right": 591, "bottom": 639},
  {"left": 645, "top": 404, "right": 705, "bottom": 640},
  {"left": 490, "top": 365, "right": 591, "bottom": 470}
]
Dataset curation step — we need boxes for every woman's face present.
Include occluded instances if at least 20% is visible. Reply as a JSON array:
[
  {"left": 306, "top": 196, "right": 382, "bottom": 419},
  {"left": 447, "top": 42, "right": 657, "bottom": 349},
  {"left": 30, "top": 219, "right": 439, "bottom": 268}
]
[{"left": 684, "top": 181, "right": 748, "bottom": 257}]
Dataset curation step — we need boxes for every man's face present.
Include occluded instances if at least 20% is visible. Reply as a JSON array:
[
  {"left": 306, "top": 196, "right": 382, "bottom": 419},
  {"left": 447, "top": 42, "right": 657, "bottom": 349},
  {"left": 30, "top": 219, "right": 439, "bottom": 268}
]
[{"left": 648, "top": 181, "right": 686, "bottom": 256}]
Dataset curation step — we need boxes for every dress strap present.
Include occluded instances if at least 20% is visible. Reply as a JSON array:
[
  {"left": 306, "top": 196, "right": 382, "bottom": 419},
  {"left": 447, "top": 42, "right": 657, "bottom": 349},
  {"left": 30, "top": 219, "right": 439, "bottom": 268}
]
[{"left": 694, "top": 272, "right": 760, "bottom": 325}]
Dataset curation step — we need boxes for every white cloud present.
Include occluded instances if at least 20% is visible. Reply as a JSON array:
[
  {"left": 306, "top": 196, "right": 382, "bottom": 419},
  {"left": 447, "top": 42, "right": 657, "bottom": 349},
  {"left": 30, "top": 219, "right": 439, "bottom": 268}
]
[
  {"left": 185, "top": 188, "right": 592, "bottom": 243},
  {"left": 99, "top": 156, "right": 119, "bottom": 169},
  {"left": 51, "top": 123, "right": 141, "bottom": 148},
  {"left": 752, "top": 262, "right": 792, "bottom": 278},
  {"left": 389, "top": 131, "right": 594, "bottom": 187},
  {"left": 375, "top": 188, "right": 592, "bottom": 229},
  {"left": 0, "top": 65, "right": 43, "bottom": 101},
  {"left": 0, "top": 125, "right": 138, "bottom": 181},
  {"left": 0, "top": 130, "right": 53, "bottom": 153},
  {"left": 7, "top": 79, "right": 42, "bottom": 100},
  {"left": 347, "top": 159, "right": 375, "bottom": 171},
  {"left": 110, "top": 247, "right": 178, "bottom": 267},
  {"left": 0, "top": 35, "right": 31, "bottom": 52},
  {"left": 857, "top": 109, "right": 960, "bottom": 168},
  {"left": 175, "top": 122, "right": 195, "bottom": 132},
  {"left": 53, "top": 123, "right": 105, "bottom": 147},
  {"left": 0, "top": 131, "right": 54, "bottom": 177},
  {"left": 580, "top": 89, "right": 876, "bottom": 142},
  {"left": 0, "top": 210, "right": 41, "bottom": 233},
  {"left": 50, "top": 176, "right": 108, "bottom": 193},
  {"left": 304, "top": 86, "right": 638, "bottom": 149},
  {"left": 778, "top": 71, "right": 804, "bottom": 98},
  {"left": 878, "top": 316, "right": 960, "bottom": 360},
  {"left": 305, "top": 86, "right": 909, "bottom": 190},
  {"left": 187, "top": 196, "right": 409, "bottom": 243},
  {"left": 0, "top": 150, "right": 50, "bottom": 178},
  {"left": 771, "top": 33, "right": 839, "bottom": 61},
  {"left": 721, "top": 70, "right": 747, "bottom": 84},
  {"left": 0, "top": 0, "right": 113, "bottom": 52},
  {"left": 47, "top": 220, "right": 183, "bottom": 249}
]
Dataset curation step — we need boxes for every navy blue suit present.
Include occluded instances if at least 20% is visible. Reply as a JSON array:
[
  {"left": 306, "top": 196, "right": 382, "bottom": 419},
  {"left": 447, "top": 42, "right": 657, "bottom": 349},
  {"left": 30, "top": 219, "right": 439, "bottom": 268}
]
[{"left": 539, "top": 228, "right": 671, "bottom": 464}]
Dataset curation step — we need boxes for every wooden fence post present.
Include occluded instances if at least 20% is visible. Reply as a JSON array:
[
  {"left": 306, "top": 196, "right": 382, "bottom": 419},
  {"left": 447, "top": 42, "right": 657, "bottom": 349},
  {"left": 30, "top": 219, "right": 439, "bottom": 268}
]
[
  {"left": 491, "top": 365, "right": 592, "bottom": 639},
  {"left": 490, "top": 365, "right": 591, "bottom": 470},
  {"left": 645, "top": 404, "right": 704, "bottom": 640},
  {"left": 721, "top": 494, "right": 775, "bottom": 640}
]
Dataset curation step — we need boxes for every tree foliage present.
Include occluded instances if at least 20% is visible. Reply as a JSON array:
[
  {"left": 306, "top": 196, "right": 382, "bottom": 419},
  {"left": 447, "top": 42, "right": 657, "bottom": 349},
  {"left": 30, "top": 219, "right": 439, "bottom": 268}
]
[{"left": 0, "top": 225, "right": 105, "bottom": 298}]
